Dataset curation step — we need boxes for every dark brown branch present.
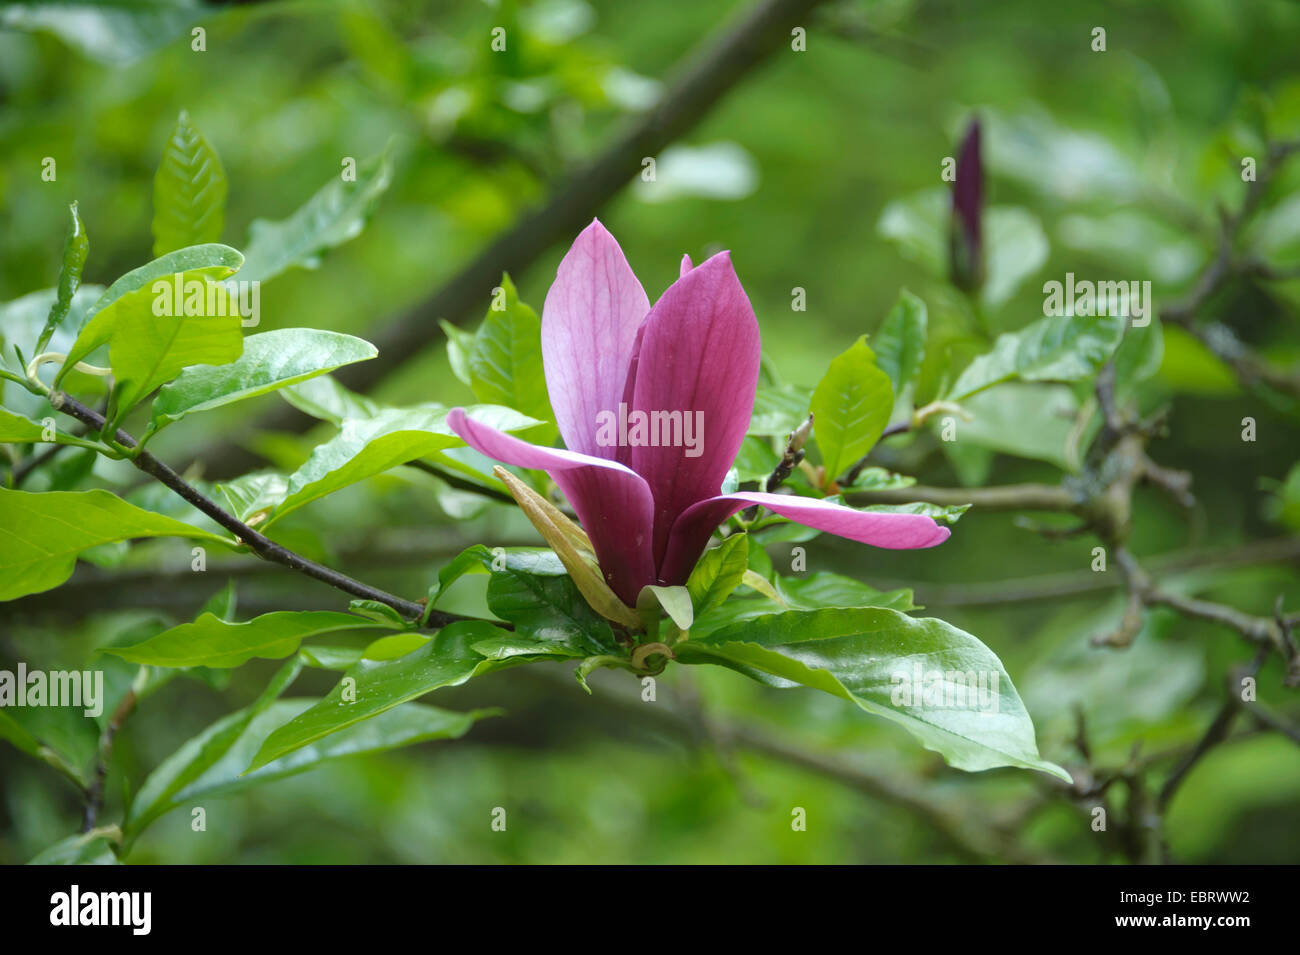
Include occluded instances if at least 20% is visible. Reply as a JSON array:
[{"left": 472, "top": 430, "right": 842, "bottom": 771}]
[{"left": 52, "top": 393, "right": 465, "bottom": 627}]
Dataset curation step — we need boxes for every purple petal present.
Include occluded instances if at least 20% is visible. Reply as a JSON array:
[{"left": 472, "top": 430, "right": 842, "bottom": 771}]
[
  {"left": 624, "top": 251, "right": 761, "bottom": 567},
  {"left": 541, "top": 219, "right": 650, "bottom": 459},
  {"left": 448, "top": 407, "right": 656, "bottom": 604},
  {"left": 658, "top": 491, "right": 951, "bottom": 585}
]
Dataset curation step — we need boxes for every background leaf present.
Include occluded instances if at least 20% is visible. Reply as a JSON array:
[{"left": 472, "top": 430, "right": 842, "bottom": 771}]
[
  {"left": 149, "top": 328, "right": 377, "bottom": 432},
  {"left": 0, "top": 488, "right": 229, "bottom": 601},
  {"left": 810, "top": 336, "right": 893, "bottom": 481},
  {"left": 152, "top": 110, "right": 227, "bottom": 257}
]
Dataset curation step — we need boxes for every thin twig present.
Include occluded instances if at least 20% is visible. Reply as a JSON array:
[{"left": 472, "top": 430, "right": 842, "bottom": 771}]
[
  {"left": 52, "top": 393, "right": 465, "bottom": 627},
  {"left": 82, "top": 688, "right": 136, "bottom": 833}
]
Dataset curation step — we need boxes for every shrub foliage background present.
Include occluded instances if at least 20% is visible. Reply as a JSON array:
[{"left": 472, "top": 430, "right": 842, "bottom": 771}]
[{"left": 1, "top": 0, "right": 1299, "bottom": 863}]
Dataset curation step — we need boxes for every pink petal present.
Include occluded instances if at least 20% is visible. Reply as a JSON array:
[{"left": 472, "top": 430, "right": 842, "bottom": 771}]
[
  {"left": 541, "top": 220, "right": 650, "bottom": 459},
  {"left": 448, "top": 407, "right": 657, "bottom": 604},
  {"left": 658, "top": 491, "right": 951, "bottom": 585},
  {"left": 624, "top": 251, "right": 761, "bottom": 568},
  {"left": 680, "top": 254, "right": 693, "bottom": 277}
]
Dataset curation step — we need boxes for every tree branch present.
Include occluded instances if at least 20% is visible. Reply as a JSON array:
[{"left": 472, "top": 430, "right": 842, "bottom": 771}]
[
  {"left": 52, "top": 393, "right": 463, "bottom": 627},
  {"left": 846, "top": 481, "right": 1077, "bottom": 511}
]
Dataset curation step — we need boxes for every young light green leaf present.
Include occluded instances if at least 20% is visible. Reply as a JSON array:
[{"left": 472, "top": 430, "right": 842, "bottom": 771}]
[
  {"left": 148, "top": 328, "right": 377, "bottom": 433},
  {"left": 0, "top": 408, "right": 100, "bottom": 448},
  {"left": 59, "top": 245, "right": 244, "bottom": 389},
  {"left": 686, "top": 533, "right": 749, "bottom": 616},
  {"left": 676, "top": 607, "right": 1070, "bottom": 781},
  {"left": 106, "top": 276, "right": 245, "bottom": 423},
  {"left": 861, "top": 501, "right": 971, "bottom": 524},
  {"left": 35, "top": 202, "right": 89, "bottom": 355},
  {"left": 214, "top": 470, "right": 290, "bottom": 523},
  {"left": 638, "top": 585, "right": 694, "bottom": 632},
  {"left": 266, "top": 404, "right": 537, "bottom": 527},
  {"left": 946, "top": 311, "right": 1125, "bottom": 402},
  {"left": 0, "top": 488, "right": 230, "bottom": 601},
  {"left": 468, "top": 274, "right": 556, "bottom": 429},
  {"left": 873, "top": 289, "right": 928, "bottom": 395},
  {"left": 279, "top": 373, "right": 384, "bottom": 426},
  {"left": 152, "top": 110, "right": 227, "bottom": 257},
  {"left": 104, "top": 610, "right": 397, "bottom": 669},
  {"left": 85, "top": 243, "right": 243, "bottom": 326},
  {"left": 236, "top": 145, "right": 395, "bottom": 285},
  {"left": 810, "top": 336, "right": 893, "bottom": 482},
  {"left": 247, "top": 620, "right": 515, "bottom": 769},
  {"left": 440, "top": 318, "right": 475, "bottom": 386}
]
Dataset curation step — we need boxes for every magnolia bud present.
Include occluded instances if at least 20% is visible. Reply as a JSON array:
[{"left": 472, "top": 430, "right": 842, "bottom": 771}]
[{"left": 948, "top": 119, "right": 984, "bottom": 293}]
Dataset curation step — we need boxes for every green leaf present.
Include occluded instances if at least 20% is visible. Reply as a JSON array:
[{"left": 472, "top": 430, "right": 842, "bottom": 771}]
[
  {"left": 0, "top": 408, "right": 100, "bottom": 448},
  {"left": 82, "top": 243, "right": 243, "bottom": 331},
  {"left": 773, "top": 572, "right": 917, "bottom": 613},
  {"left": 27, "top": 830, "right": 117, "bottom": 865},
  {"left": 266, "top": 404, "right": 536, "bottom": 527},
  {"left": 108, "top": 279, "right": 245, "bottom": 424},
  {"left": 348, "top": 599, "right": 410, "bottom": 628},
  {"left": 639, "top": 584, "right": 694, "bottom": 631},
  {"left": 152, "top": 110, "right": 227, "bottom": 257},
  {"left": 59, "top": 245, "right": 245, "bottom": 390},
  {"left": 214, "top": 470, "right": 290, "bottom": 523},
  {"left": 279, "top": 374, "right": 384, "bottom": 426},
  {"left": 862, "top": 501, "right": 971, "bottom": 524},
  {"left": 954, "top": 383, "right": 1079, "bottom": 470},
  {"left": 810, "top": 336, "right": 893, "bottom": 481},
  {"left": 236, "top": 145, "right": 395, "bottom": 285},
  {"left": 200, "top": 579, "right": 238, "bottom": 621},
  {"left": 247, "top": 620, "right": 515, "bottom": 769},
  {"left": 425, "top": 544, "right": 493, "bottom": 610},
  {"left": 148, "top": 328, "right": 377, "bottom": 433},
  {"left": 104, "top": 610, "right": 397, "bottom": 669},
  {"left": 1112, "top": 317, "right": 1164, "bottom": 399},
  {"left": 479, "top": 547, "right": 621, "bottom": 657},
  {"left": 686, "top": 533, "right": 749, "bottom": 616},
  {"left": 440, "top": 319, "right": 475, "bottom": 386},
  {"left": 873, "top": 289, "right": 928, "bottom": 395},
  {"left": 35, "top": 202, "right": 90, "bottom": 355},
  {"left": 877, "top": 191, "right": 1048, "bottom": 307},
  {"left": 467, "top": 274, "right": 555, "bottom": 428},
  {"left": 946, "top": 311, "right": 1125, "bottom": 402},
  {"left": 0, "top": 488, "right": 230, "bottom": 601},
  {"left": 982, "top": 207, "right": 1049, "bottom": 309},
  {"left": 124, "top": 654, "right": 305, "bottom": 840},
  {"left": 131, "top": 699, "right": 495, "bottom": 839},
  {"left": 0, "top": 1, "right": 206, "bottom": 66},
  {"left": 677, "top": 607, "right": 1069, "bottom": 781},
  {"left": 750, "top": 382, "right": 811, "bottom": 436}
]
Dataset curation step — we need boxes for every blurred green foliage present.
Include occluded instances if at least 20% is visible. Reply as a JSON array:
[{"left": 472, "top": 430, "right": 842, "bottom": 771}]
[{"left": 2, "top": 0, "right": 1300, "bottom": 863}]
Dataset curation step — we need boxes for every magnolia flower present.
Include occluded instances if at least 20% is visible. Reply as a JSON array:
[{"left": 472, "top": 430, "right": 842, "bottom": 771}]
[{"left": 448, "top": 221, "right": 949, "bottom": 606}]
